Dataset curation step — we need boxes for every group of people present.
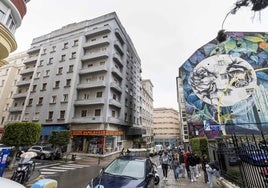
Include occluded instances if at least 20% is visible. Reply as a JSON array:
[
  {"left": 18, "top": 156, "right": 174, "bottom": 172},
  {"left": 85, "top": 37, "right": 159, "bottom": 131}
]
[{"left": 159, "top": 149, "right": 222, "bottom": 187}]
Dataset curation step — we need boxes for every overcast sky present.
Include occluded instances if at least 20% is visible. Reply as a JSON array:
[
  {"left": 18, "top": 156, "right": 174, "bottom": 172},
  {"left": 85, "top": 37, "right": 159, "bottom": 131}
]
[{"left": 13, "top": 0, "right": 268, "bottom": 110}]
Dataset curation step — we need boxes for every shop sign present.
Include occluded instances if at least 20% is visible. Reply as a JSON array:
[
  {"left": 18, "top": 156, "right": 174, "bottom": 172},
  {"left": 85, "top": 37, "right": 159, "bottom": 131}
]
[{"left": 71, "top": 130, "right": 123, "bottom": 136}]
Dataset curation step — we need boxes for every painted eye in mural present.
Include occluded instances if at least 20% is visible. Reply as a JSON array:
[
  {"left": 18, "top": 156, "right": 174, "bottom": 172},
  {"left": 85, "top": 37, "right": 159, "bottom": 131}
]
[{"left": 190, "top": 54, "right": 257, "bottom": 107}]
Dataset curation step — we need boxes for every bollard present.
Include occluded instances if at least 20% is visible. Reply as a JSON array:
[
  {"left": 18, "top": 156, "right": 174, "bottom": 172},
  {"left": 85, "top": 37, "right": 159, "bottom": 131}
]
[{"left": 31, "top": 178, "right": 57, "bottom": 188}]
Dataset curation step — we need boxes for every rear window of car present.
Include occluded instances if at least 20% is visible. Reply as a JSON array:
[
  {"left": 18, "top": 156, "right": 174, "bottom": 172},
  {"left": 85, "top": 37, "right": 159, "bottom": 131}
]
[{"left": 105, "top": 159, "right": 145, "bottom": 178}]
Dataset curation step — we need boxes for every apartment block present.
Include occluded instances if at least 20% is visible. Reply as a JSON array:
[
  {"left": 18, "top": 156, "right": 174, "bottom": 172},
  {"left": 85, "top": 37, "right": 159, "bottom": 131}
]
[
  {"left": 153, "top": 108, "right": 181, "bottom": 148},
  {"left": 0, "top": 51, "right": 27, "bottom": 137},
  {"left": 141, "top": 79, "right": 154, "bottom": 148},
  {"left": 8, "top": 12, "right": 144, "bottom": 154}
]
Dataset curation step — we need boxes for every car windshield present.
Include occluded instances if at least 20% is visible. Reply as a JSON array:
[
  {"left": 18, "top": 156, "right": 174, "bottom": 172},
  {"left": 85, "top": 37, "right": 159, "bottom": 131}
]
[
  {"left": 104, "top": 159, "right": 145, "bottom": 178},
  {"left": 43, "top": 147, "right": 52, "bottom": 151}
]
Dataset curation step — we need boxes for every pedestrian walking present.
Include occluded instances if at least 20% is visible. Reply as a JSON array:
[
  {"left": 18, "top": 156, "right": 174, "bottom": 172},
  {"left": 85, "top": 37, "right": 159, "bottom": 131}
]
[
  {"left": 171, "top": 153, "right": 180, "bottom": 181},
  {"left": 159, "top": 150, "right": 171, "bottom": 180},
  {"left": 179, "top": 150, "right": 186, "bottom": 178},
  {"left": 201, "top": 154, "right": 209, "bottom": 184},
  {"left": 184, "top": 150, "right": 191, "bottom": 180},
  {"left": 187, "top": 152, "right": 198, "bottom": 182},
  {"left": 195, "top": 153, "right": 201, "bottom": 178}
]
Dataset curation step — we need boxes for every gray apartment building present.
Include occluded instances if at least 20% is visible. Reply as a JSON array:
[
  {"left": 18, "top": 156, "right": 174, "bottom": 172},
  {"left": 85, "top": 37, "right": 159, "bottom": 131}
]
[{"left": 8, "top": 12, "right": 144, "bottom": 155}]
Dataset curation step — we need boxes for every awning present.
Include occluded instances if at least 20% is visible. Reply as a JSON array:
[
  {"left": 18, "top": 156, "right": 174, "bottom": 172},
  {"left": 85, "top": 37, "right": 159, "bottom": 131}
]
[
  {"left": 126, "top": 127, "right": 146, "bottom": 136},
  {"left": 41, "top": 125, "right": 68, "bottom": 136}
]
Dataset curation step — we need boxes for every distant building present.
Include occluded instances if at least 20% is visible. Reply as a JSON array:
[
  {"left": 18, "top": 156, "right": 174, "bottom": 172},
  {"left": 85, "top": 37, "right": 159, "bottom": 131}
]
[
  {"left": 141, "top": 79, "right": 154, "bottom": 148},
  {"left": 153, "top": 108, "right": 180, "bottom": 148},
  {"left": 0, "top": 51, "right": 27, "bottom": 137},
  {"left": 176, "top": 76, "right": 189, "bottom": 147},
  {"left": 8, "top": 12, "right": 144, "bottom": 154},
  {"left": 178, "top": 31, "right": 268, "bottom": 138},
  {"left": 0, "top": 0, "right": 30, "bottom": 66}
]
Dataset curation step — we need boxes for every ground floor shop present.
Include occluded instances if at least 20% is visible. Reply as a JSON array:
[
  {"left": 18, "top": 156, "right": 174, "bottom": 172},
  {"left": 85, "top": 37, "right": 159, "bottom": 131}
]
[{"left": 71, "top": 130, "right": 124, "bottom": 154}]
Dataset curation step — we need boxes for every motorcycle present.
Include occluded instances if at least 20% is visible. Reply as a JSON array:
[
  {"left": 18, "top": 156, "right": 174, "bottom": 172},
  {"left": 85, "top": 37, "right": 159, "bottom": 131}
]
[
  {"left": 152, "top": 162, "right": 160, "bottom": 185},
  {"left": 11, "top": 152, "right": 36, "bottom": 185}
]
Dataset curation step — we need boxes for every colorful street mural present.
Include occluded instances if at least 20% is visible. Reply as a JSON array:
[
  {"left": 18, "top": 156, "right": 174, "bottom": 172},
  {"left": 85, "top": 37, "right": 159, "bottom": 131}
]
[{"left": 179, "top": 32, "right": 268, "bottom": 138}]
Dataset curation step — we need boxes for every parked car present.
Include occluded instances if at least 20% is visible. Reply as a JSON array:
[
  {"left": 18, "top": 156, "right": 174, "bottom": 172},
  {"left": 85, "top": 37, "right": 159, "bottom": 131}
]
[
  {"left": 27, "top": 145, "right": 55, "bottom": 160},
  {"left": 86, "top": 155, "right": 156, "bottom": 188}
]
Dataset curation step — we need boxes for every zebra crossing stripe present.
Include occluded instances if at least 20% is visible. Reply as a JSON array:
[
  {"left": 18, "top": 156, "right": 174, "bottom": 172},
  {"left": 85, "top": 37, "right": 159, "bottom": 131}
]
[
  {"left": 40, "top": 171, "right": 57, "bottom": 175},
  {"left": 40, "top": 168, "right": 66, "bottom": 172},
  {"left": 51, "top": 166, "right": 76, "bottom": 170}
]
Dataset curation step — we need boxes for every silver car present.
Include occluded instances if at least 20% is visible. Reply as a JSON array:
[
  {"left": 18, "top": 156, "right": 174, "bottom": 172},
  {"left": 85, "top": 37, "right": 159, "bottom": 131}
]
[{"left": 28, "top": 145, "right": 55, "bottom": 160}]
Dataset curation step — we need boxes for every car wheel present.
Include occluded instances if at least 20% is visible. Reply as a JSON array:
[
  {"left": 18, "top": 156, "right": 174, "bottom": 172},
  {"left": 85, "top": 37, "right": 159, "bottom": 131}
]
[
  {"left": 40, "top": 154, "right": 45, "bottom": 160},
  {"left": 51, "top": 155, "right": 55, "bottom": 160}
]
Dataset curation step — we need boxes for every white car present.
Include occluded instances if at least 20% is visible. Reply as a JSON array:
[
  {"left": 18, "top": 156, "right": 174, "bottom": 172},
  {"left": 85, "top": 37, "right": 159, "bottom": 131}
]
[{"left": 0, "top": 177, "right": 26, "bottom": 188}]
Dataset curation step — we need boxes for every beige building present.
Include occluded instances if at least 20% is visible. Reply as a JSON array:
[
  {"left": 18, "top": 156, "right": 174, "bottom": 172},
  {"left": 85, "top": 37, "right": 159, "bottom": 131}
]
[
  {"left": 0, "top": 51, "right": 27, "bottom": 136},
  {"left": 141, "top": 79, "right": 154, "bottom": 148},
  {"left": 153, "top": 108, "right": 181, "bottom": 148}
]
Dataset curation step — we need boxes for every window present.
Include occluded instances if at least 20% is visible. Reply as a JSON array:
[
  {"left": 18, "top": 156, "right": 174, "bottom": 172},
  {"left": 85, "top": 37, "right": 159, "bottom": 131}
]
[
  {"left": 32, "top": 85, "right": 37, "bottom": 92},
  {"left": 59, "top": 111, "right": 65, "bottom": 119},
  {"left": 45, "top": 70, "right": 50, "bottom": 77},
  {"left": 54, "top": 81, "right": 60, "bottom": 88},
  {"left": 68, "top": 65, "right": 74, "bottom": 72},
  {"left": 0, "top": 10, "right": 5, "bottom": 21},
  {"left": 60, "top": 55, "right": 66, "bottom": 62},
  {"left": 113, "top": 94, "right": 117, "bottom": 100},
  {"left": 51, "top": 95, "right": 57, "bottom": 103},
  {"left": 94, "top": 109, "right": 101, "bottom": 116},
  {"left": 84, "top": 93, "right": 90, "bottom": 99},
  {"left": 36, "top": 72, "right": 40, "bottom": 78},
  {"left": 65, "top": 79, "right": 71, "bottom": 87},
  {"left": 57, "top": 67, "right": 63, "bottom": 74},
  {"left": 51, "top": 46, "right": 56, "bottom": 53},
  {"left": 73, "top": 40, "right": 78, "bottom": 46},
  {"left": 39, "top": 60, "right": 44, "bottom": 66},
  {"left": 81, "top": 110, "right": 87, "bottom": 117},
  {"left": 42, "top": 49, "right": 47, "bottom": 55},
  {"left": 38, "top": 97, "right": 43, "bottom": 105},
  {"left": 28, "top": 98, "right": 33, "bottom": 106},
  {"left": 9, "top": 91, "right": 13, "bottom": 98},
  {"left": 1, "top": 80, "right": 4, "bottom": 86},
  {"left": 96, "top": 92, "right": 102, "bottom": 98},
  {"left": 112, "top": 110, "right": 116, "bottom": 117},
  {"left": 70, "top": 52, "right": 76, "bottom": 59},
  {"left": 48, "top": 58, "right": 53, "bottom": 64},
  {"left": 63, "top": 94, "right": 68, "bottom": 102},
  {"left": 48, "top": 111, "right": 53, "bottom": 120},
  {"left": 63, "top": 42, "right": 68, "bottom": 49},
  {"left": 34, "top": 112, "right": 40, "bottom": 120},
  {"left": 41, "top": 83, "right": 47, "bottom": 91}
]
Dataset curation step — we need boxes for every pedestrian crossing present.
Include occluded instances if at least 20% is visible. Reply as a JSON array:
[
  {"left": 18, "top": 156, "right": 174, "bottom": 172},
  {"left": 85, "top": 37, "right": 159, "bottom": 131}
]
[{"left": 36, "top": 163, "right": 91, "bottom": 176}]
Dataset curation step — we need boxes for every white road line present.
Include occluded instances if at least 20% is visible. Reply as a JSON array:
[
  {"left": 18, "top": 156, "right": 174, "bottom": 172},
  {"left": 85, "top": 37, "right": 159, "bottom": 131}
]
[
  {"left": 51, "top": 166, "right": 76, "bottom": 170},
  {"left": 40, "top": 171, "right": 57, "bottom": 175},
  {"left": 40, "top": 168, "right": 67, "bottom": 172}
]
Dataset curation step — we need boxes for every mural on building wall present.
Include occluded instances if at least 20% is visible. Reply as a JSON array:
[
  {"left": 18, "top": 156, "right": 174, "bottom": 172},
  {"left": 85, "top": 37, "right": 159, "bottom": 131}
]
[{"left": 180, "top": 32, "right": 268, "bottom": 138}]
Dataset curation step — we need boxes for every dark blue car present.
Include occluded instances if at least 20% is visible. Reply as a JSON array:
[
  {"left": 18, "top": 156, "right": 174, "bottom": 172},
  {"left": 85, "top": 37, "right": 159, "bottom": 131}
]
[{"left": 86, "top": 155, "right": 155, "bottom": 188}]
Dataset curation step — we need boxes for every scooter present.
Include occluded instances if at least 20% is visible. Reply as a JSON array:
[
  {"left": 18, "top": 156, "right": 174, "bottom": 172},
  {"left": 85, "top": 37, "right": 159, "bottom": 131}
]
[
  {"left": 153, "top": 162, "right": 160, "bottom": 185},
  {"left": 11, "top": 153, "right": 35, "bottom": 185}
]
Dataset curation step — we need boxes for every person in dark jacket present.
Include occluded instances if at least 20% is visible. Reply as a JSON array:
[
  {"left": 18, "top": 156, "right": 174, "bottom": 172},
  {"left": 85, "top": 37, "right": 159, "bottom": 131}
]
[
  {"left": 187, "top": 152, "right": 198, "bottom": 182},
  {"left": 201, "top": 154, "right": 209, "bottom": 183}
]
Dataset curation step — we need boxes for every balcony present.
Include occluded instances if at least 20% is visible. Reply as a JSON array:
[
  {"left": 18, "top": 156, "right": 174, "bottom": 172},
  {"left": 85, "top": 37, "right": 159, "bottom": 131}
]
[
  {"left": 113, "top": 53, "right": 123, "bottom": 67},
  {"left": 74, "top": 98, "right": 105, "bottom": 106},
  {"left": 20, "top": 67, "right": 35, "bottom": 75},
  {"left": 114, "top": 40, "right": 124, "bottom": 56},
  {"left": 23, "top": 55, "right": 38, "bottom": 64},
  {"left": 77, "top": 81, "right": 106, "bottom": 89},
  {"left": 16, "top": 80, "right": 31, "bottom": 86},
  {"left": 110, "top": 82, "right": 122, "bottom": 93},
  {"left": 83, "top": 37, "right": 110, "bottom": 49},
  {"left": 9, "top": 106, "right": 23, "bottom": 112},
  {"left": 27, "top": 46, "right": 41, "bottom": 54},
  {"left": 81, "top": 51, "right": 109, "bottom": 62},
  {"left": 115, "top": 29, "right": 125, "bottom": 45},
  {"left": 79, "top": 65, "right": 107, "bottom": 75},
  {"left": 12, "top": 92, "right": 27, "bottom": 99},
  {"left": 109, "top": 99, "right": 122, "bottom": 108},
  {"left": 71, "top": 116, "right": 105, "bottom": 124},
  {"left": 85, "top": 25, "right": 111, "bottom": 38},
  {"left": 111, "top": 67, "right": 123, "bottom": 79},
  {"left": 107, "top": 117, "right": 123, "bottom": 125}
]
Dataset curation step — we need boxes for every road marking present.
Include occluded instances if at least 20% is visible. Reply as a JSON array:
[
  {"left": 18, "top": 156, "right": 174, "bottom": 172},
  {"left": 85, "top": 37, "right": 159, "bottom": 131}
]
[
  {"left": 40, "top": 171, "right": 57, "bottom": 175},
  {"left": 51, "top": 166, "right": 76, "bottom": 170},
  {"left": 40, "top": 168, "right": 66, "bottom": 172}
]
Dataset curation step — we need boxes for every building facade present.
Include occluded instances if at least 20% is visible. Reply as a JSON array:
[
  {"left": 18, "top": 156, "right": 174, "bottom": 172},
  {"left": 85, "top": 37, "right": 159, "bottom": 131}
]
[
  {"left": 178, "top": 31, "right": 268, "bottom": 138},
  {"left": 0, "top": 0, "right": 30, "bottom": 65},
  {"left": 176, "top": 76, "right": 189, "bottom": 148},
  {"left": 8, "top": 12, "right": 144, "bottom": 155},
  {"left": 153, "top": 108, "right": 181, "bottom": 148},
  {"left": 0, "top": 51, "right": 27, "bottom": 137},
  {"left": 141, "top": 79, "right": 154, "bottom": 148}
]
